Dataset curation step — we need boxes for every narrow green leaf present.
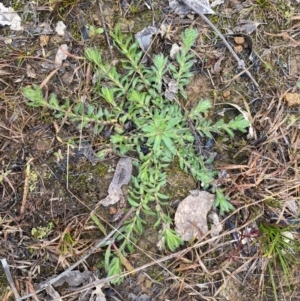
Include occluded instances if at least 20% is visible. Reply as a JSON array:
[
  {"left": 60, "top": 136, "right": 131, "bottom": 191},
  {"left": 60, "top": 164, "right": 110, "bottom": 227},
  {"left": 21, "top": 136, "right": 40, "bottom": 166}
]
[
  {"left": 104, "top": 244, "right": 112, "bottom": 271},
  {"left": 127, "top": 197, "right": 140, "bottom": 207},
  {"left": 91, "top": 214, "right": 107, "bottom": 236},
  {"left": 161, "top": 135, "right": 176, "bottom": 155},
  {"left": 156, "top": 192, "right": 169, "bottom": 200},
  {"left": 153, "top": 135, "right": 162, "bottom": 153}
]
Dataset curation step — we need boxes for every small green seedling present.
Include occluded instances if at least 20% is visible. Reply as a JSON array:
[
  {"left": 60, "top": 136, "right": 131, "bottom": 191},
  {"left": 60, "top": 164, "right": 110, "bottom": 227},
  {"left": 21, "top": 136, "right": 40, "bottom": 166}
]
[
  {"left": 31, "top": 222, "right": 54, "bottom": 239},
  {"left": 89, "top": 25, "right": 104, "bottom": 38}
]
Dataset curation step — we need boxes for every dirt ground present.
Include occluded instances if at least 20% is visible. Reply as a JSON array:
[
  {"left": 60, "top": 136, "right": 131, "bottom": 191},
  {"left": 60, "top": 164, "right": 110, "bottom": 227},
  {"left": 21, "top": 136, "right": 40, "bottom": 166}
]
[{"left": 1, "top": 0, "right": 300, "bottom": 300}]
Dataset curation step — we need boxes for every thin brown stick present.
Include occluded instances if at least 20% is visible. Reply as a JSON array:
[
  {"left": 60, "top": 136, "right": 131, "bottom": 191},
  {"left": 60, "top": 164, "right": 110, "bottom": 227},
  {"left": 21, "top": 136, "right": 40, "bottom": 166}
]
[
  {"left": 19, "top": 157, "right": 34, "bottom": 217},
  {"left": 39, "top": 68, "right": 60, "bottom": 89}
]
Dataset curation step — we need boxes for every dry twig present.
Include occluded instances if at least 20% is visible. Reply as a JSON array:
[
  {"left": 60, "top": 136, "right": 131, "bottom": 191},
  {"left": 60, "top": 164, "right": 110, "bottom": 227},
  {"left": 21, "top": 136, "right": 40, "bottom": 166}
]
[{"left": 19, "top": 157, "right": 35, "bottom": 217}]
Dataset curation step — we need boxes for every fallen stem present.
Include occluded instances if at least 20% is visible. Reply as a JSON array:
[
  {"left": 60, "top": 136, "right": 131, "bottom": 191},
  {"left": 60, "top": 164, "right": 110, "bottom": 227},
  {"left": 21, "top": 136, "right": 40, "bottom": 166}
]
[{"left": 19, "top": 157, "right": 35, "bottom": 217}]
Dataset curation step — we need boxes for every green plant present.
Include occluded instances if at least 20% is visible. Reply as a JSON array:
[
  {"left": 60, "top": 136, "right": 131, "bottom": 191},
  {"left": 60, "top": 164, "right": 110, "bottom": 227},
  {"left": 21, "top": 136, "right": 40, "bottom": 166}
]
[
  {"left": 23, "top": 26, "right": 249, "bottom": 282},
  {"left": 259, "top": 222, "right": 300, "bottom": 300},
  {"left": 31, "top": 222, "right": 54, "bottom": 239},
  {"left": 256, "top": 0, "right": 270, "bottom": 8},
  {"left": 125, "top": 0, "right": 143, "bottom": 14},
  {"left": 60, "top": 232, "right": 75, "bottom": 254},
  {"left": 89, "top": 25, "right": 104, "bottom": 38}
]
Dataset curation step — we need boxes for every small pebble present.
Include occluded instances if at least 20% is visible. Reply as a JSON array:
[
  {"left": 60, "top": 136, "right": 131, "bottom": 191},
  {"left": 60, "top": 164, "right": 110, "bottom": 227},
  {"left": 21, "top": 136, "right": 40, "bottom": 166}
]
[
  {"left": 39, "top": 35, "right": 50, "bottom": 47},
  {"left": 233, "top": 36, "right": 245, "bottom": 45},
  {"left": 234, "top": 45, "right": 243, "bottom": 53},
  {"left": 223, "top": 90, "right": 230, "bottom": 98}
]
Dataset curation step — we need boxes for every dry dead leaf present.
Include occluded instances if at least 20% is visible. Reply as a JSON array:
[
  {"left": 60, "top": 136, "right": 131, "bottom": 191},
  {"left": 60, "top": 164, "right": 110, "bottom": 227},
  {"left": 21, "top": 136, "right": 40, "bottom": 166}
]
[
  {"left": 89, "top": 283, "right": 106, "bottom": 301},
  {"left": 3, "top": 38, "right": 12, "bottom": 44},
  {"left": 211, "top": 0, "right": 225, "bottom": 8},
  {"left": 234, "top": 45, "right": 243, "bottom": 53},
  {"left": 39, "top": 35, "right": 50, "bottom": 47},
  {"left": 222, "top": 90, "right": 230, "bottom": 98},
  {"left": 0, "top": 3, "right": 23, "bottom": 31},
  {"left": 234, "top": 20, "right": 265, "bottom": 35},
  {"left": 14, "top": 76, "right": 24, "bottom": 83},
  {"left": 100, "top": 157, "right": 132, "bottom": 206},
  {"left": 168, "top": 79, "right": 178, "bottom": 93},
  {"left": 208, "top": 212, "right": 222, "bottom": 237},
  {"left": 211, "top": 56, "right": 225, "bottom": 74},
  {"left": 169, "top": 0, "right": 215, "bottom": 15},
  {"left": 284, "top": 93, "right": 300, "bottom": 107},
  {"left": 135, "top": 26, "right": 157, "bottom": 52},
  {"left": 54, "top": 44, "right": 68, "bottom": 67},
  {"left": 55, "top": 21, "right": 66, "bottom": 36},
  {"left": 233, "top": 36, "right": 244, "bottom": 45},
  {"left": 26, "top": 64, "right": 36, "bottom": 78},
  {"left": 75, "top": 142, "right": 100, "bottom": 166},
  {"left": 52, "top": 270, "right": 93, "bottom": 287},
  {"left": 165, "top": 89, "right": 176, "bottom": 101},
  {"left": 45, "top": 285, "right": 62, "bottom": 301},
  {"left": 0, "top": 69, "right": 12, "bottom": 75},
  {"left": 285, "top": 200, "right": 298, "bottom": 215},
  {"left": 170, "top": 43, "right": 181, "bottom": 59},
  {"left": 175, "top": 191, "right": 215, "bottom": 241},
  {"left": 164, "top": 79, "right": 178, "bottom": 101}
]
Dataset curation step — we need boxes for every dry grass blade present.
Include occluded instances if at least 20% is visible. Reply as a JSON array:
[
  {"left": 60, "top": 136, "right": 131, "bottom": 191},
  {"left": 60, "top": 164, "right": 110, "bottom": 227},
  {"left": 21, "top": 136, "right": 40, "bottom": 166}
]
[{"left": 19, "top": 158, "right": 34, "bottom": 217}]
